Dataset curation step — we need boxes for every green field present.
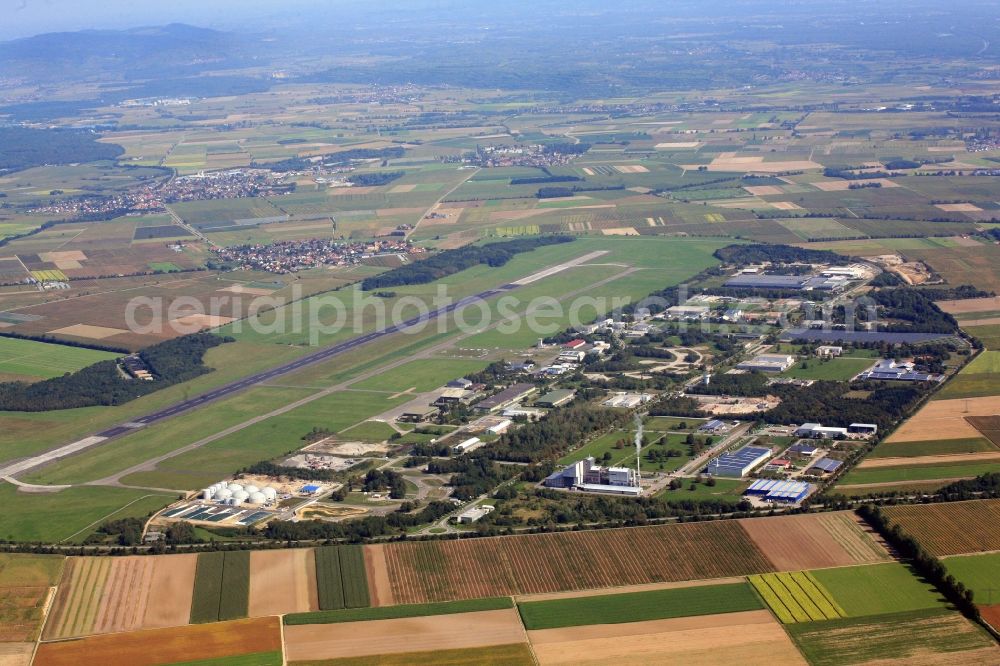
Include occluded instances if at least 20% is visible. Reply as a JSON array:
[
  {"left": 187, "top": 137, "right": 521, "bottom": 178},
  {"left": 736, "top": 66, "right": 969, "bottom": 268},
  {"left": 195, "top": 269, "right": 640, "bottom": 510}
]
[
  {"left": 656, "top": 477, "right": 748, "bottom": 500},
  {"left": 837, "top": 461, "right": 1000, "bottom": 485},
  {"left": 0, "top": 552, "right": 64, "bottom": 586},
  {"left": 869, "top": 437, "right": 997, "bottom": 458},
  {"left": 517, "top": 583, "right": 762, "bottom": 630},
  {"left": 314, "top": 545, "right": 370, "bottom": 611},
  {"left": 284, "top": 597, "right": 512, "bottom": 625},
  {"left": 286, "top": 643, "right": 535, "bottom": 666},
  {"left": 943, "top": 552, "right": 1000, "bottom": 603},
  {"left": 190, "top": 551, "right": 250, "bottom": 623},
  {"left": 810, "top": 563, "right": 946, "bottom": 617},
  {"left": 169, "top": 651, "right": 283, "bottom": 666},
  {"left": 936, "top": 373, "right": 1000, "bottom": 400},
  {"left": 0, "top": 483, "right": 172, "bottom": 543},
  {"left": 315, "top": 546, "right": 346, "bottom": 610},
  {"left": 0, "top": 337, "right": 119, "bottom": 381},
  {"left": 347, "top": 359, "right": 488, "bottom": 393},
  {"left": 782, "top": 358, "right": 873, "bottom": 381},
  {"left": 786, "top": 608, "right": 994, "bottom": 666}
]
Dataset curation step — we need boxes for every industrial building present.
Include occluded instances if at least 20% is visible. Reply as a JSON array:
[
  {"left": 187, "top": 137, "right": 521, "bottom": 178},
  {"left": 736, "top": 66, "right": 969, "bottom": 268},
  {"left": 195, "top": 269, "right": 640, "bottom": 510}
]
[
  {"left": 856, "top": 359, "right": 944, "bottom": 383},
  {"left": 544, "top": 457, "right": 641, "bottom": 496},
  {"left": 475, "top": 383, "right": 538, "bottom": 413},
  {"left": 724, "top": 273, "right": 850, "bottom": 292},
  {"left": 536, "top": 389, "right": 576, "bottom": 408},
  {"left": 665, "top": 305, "right": 710, "bottom": 320},
  {"left": 602, "top": 392, "right": 653, "bottom": 408},
  {"left": 452, "top": 437, "right": 484, "bottom": 454},
  {"left": 744, "top": 479, "right": 813, "bottom": 504},
  {"left": 795, "top": 423, "right": 849, "bottom": 439},
  {"left": 398, "top": 405, "right": 439, "bottom": 423},
  {"left": 737, "top": 354, "right": 796, "bottom": 373},
  {"left": 705, "top": 446, "right": 772, "bottom": 478},
  {"left": 816, "top": 345, "right": 843, "bottom": 357},
  {"left": 848, "top": 423, "right": 878, "bottom": 435},
  {"left": 787, "top": 442, "right": 820, "bottom": 457},
  {"left": 808, "top": 458, "right": 843, "bottom": 475},
  {"left": 456, "top": 504, "right": 495, "bottom": 524},
  {"left": 699, "top": 419, "right": 728, "bottom": 433}
]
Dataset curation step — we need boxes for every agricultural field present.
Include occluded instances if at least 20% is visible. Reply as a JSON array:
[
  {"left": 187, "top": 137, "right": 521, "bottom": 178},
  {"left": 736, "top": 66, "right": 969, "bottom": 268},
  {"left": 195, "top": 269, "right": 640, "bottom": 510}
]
[
  {"left": 0, "top": 553, "right": 63, "bottom": 642},
  {"left": 34, "top": 616, "right": 283, "bottom": 666},
  {"left": 189, "top": 551, "right": 250, "bottom": 624},
  {"left": 785, "top": 608, "right": 998, "bottom": 666},
  {"left": 0, "top": 336, "right": 119, "bottom": 382},
  {"left": 378, "top": 521, "right": 776, "bottom": 604},
  {"left": 517, "top": 582, "right": 762, "bottom": 629},
  {"left": 781, "top": 357, "right": 873, "bottom": 381},
  {"left": 285, "top": 597, "right": 513, "bottom": 626},
  {"left": 248, "top": 549, "right": 318, "bottom": 617},
  {"left": 809, "top": 563, "right": 947, "bottom": 617},
  {"left": 314, "top": 545, "right": 370, "bottom": 611},
  {"left": 738, "top": 512, "right": 890, "bottom": 571},
  {"left": 940, "top": 552, "right": 1000, "bottom": 604},
  {"left": 748, "top": 571, "right": 846, "bottom": 624},
  {"left": 882, "top": 500, "right": 1000, "bottom": 556},
  {"left": 45, "top": 554, "right": 196, "bottom": 639}
]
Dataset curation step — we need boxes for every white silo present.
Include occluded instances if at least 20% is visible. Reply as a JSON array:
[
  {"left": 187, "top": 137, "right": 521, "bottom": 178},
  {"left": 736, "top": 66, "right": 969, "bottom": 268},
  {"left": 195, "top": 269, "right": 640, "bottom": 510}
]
[
  {"left": 244, "top": 484, "right": 259, "bottom": 494},
  {"left": 232, "top": 497, "right": 244, "bottom": 506},
  {"left": 201, "top": 488, "right": 213, "bottom": 500},
  {"left": 233, "top": 490, "right": 249, "bottom": 502},
  {"left": 249, "top": 491, "right": 266, "bottom": 505},
  {"left": 214, "top": 488, "right": 233, "bottom": 501},
  {"left": 228, "top": 483, "right": 243, "bottom": 493},
  {"left": 262, "top": 487, "right": 277, "bottom": 501}
]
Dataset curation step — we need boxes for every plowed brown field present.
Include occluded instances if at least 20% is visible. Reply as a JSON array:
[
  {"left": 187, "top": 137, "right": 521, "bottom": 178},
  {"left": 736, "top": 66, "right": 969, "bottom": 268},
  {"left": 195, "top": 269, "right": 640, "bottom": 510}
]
[
  {"left": 141, "top": 554, "right": 196, "bottom": 629},
  {"left": 34, "top": 616, "right": 281, "bottom": 666},
  {"left": 379, "top": 521, "right": 774, "bottom": 604},
  {"left": 283, "top": 609, "right": 526, "bottom": 662},
  {"left": 883, "top": 500, "right": 1000, "bottom": 556},
  {"left": 739, "top": 512, "right": 891, "bottom": 571}
]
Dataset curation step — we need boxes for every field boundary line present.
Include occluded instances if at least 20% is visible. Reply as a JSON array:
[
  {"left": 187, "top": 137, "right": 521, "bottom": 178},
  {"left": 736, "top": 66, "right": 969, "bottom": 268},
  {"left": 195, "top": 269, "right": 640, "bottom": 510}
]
[{"left": 59, "top": 493, "right": 173, "bottom": 543}]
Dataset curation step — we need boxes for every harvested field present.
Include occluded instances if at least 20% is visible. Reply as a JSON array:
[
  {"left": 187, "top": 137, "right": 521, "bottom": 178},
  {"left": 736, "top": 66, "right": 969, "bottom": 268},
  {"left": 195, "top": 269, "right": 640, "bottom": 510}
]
[
  {"left": 811, "top": 178, "right": 900, "bottom": 191},
  {"left": 786, "top": 608, "right": 996, "bottom": 666},
  {"left": 612, "top": 165, "right": 648, "bottom": 174},
  {"left": 883, "top": 499, "right": 1000, "bottom": 556},
  {"left": 937, "top": 296, "right": 1000, "bottom": 314},
  {"left": 981, "top": 604, "right": 1000, "bottom": 633},
  {"left": 886, "top": 396, "right": 1000, "bottom": 442},
  {"left": 0, "top": 644, "right": 33, "bottom": 666},
  {"left": 527, "top": 610, "right": 806, "bottom": 666},
  {"left": 935, "top": 203, "right": 982, "bottom": 212},
  {"left": 92, "top": 557, "right": 156, "bottom": 635},
  {"left": 218, "top": 284, "right": 276, "bottom": 296},
  {"left": 960, "top": 316, "right": 1000, "bottom": 327},
  {"left": 0, "top": 586, "right": 51, "bottom": 641},
  {"left": 655, "top": 142, "right": 701, "bottom": 149},
  {"left": 771, "top": 201, "right": 803, "bottom": 210},
  {"left": 34, "top": 616, "right": 282, "bottom": 666},
  {"left": 282, "top": 609, "right": 526, "bottom": 662},
  {"left": 141, "top": 554, "right": 196, "bottom": 629},
  {"left": 248, "top": 549, "right": 319, "bottom": 617},
  {"left": 168, "top": 313, "right": 236, "bottom": 331},
  {"left": 364, "top": 544, "right": 393, "bottom": 607},
  {"left": 44, "top": 557, "right": 112, "bottom": 639},
  {"left": 600, "top": 227, "right": 638, "bottom": 235},
  {"left": 683, "top": 156, "right": 822, "bottom": 173},
  {"left": 738, "top": 512, "right": 890, "bottom": 571},
  {"left": 47, "top": 324, "right": 129, "bottom": 340},
  {"left": 744, "top": 185, "right": 783, "bottom": 196},
  {"left": 378, "top": 521, "right": 774, "bottom": 604}
]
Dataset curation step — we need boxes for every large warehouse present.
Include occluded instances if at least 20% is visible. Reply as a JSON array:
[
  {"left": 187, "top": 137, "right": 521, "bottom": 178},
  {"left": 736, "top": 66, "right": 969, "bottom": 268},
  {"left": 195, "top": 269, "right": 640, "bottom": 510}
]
[
  {"left": 744, "top": 479, "right": 813, "bottom": 504},
  {"left": 737, "top": 353, "right": 796, "bottom": 373},
  {"left": 705, "top": 446, "right": 772, "bottom": 478}
]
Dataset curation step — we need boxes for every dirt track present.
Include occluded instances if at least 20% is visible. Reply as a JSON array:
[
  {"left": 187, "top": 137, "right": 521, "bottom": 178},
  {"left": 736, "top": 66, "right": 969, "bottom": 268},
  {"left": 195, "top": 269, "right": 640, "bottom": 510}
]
[
  {"left": 527, "top": 610, "right": 806, "bottom": 666},
  {"left": 282, "top": 609, "right": 527, "bottom": 661}
]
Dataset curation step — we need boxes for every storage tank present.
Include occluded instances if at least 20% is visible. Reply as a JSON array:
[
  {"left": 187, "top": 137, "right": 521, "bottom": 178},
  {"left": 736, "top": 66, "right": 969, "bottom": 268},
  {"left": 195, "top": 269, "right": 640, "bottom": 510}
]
[
  {"left": 214, "top": 488, "right": 232, "bottom": 501},
  {"left": 228, "top": 483, "right": 243, "bottom": 493},
  {"left": 201, "top": 488, "right": 213, "bottom": 500},
  {"left": 233, "top": 490, "right": 249, "bottom": 502},
  {"left": 249, "top": 492, "right": 266, "bottom": 505},
  {"left": 244, "top": 484, "right": 259, "bottom": 494},
  {"left": 262, "top": 487, "right": 277, "bottom": 500},
  {"left": 231, "top": 497, "right": 244, "bottom": 506}
]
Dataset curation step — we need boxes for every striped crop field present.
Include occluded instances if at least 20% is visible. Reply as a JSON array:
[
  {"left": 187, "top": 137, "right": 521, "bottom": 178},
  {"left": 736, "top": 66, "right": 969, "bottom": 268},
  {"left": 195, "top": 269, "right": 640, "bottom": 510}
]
[
  {"left": 749, "top": 571, "right": 846, "bottom": 624},
  {"left": 314, "top": 545, "right": 370, "bottom": 611},
  {"left": 190, "top": 551, "right": 250, "bottom": 623}
]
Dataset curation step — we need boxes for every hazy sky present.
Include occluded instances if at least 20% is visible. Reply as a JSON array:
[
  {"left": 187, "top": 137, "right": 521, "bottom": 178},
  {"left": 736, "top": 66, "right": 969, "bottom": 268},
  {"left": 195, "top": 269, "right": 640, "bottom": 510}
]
[{"left": 0, "top": 0, "right": 331, "bottom": 40}]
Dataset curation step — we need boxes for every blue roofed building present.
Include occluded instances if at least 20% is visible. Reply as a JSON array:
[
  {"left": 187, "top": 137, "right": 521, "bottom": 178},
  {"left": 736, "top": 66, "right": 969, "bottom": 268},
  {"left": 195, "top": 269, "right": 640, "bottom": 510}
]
[
  {"left": 808, "top": 458, "right": 843, "bottom": 475},
  {"left": 705, "top": 445, "right": 772, "bottom": 478}
]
